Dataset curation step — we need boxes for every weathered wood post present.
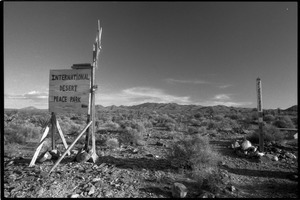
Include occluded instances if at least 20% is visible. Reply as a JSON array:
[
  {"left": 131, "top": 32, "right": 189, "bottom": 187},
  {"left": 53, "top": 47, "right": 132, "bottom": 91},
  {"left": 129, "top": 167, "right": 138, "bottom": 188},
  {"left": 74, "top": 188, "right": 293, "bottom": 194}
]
[
  {"left": 256, "top": 77, "right": 264, "bottom": 152},
  {"left": 51, "top": 112, "right": 56, "bottom": 150}
]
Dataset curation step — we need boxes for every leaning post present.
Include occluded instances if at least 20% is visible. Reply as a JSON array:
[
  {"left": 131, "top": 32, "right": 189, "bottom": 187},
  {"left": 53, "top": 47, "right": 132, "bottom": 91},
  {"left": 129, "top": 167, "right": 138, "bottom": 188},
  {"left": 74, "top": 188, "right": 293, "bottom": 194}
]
[{"left": 256, "top": 77, "right": 264, "bottom": 152}]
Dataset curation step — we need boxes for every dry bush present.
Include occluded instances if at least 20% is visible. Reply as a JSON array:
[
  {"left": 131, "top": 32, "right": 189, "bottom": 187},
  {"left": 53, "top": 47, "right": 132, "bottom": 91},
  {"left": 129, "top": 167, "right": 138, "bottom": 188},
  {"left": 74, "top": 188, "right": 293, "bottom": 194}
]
[
  {"left": 106, "top": 138, "right": 119, "bottom": 149},
  {"left": 4, "top": 124, "right": 41, "bottom": 145},
  {"left": 167, "top": 134, "right": 219, "bottom": 170},
  {"left": 118, "top": 128, "right": 143, "bottom": 146},
  {"left": 273, "top": 116, "right": 295, "bottom": 128},
  {"left": 168, "top": 133, "right": 221, "bottom": 192},
  {"left": 246, "top": 124, "right": 284, "bottom": 144}
]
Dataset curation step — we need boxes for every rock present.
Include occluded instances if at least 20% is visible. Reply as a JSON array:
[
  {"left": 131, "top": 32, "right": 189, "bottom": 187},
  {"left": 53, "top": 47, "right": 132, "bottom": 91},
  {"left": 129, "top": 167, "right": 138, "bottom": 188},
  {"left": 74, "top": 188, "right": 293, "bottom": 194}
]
[
  {"left": 272, "top": 156, "right": 279, "bottom": 161},
  {"left": 241, "top": 139, "right": 252, "bottom": 150},
  {"left": 70, "top": 194, "right": 80, "bottom": 198},
  {"left": 232, "top": 141, "right": 240, "bottom": 149},
  {"left": 38, "top": 151, "right": 52, "bottom": 163},
  {"left": 156, "top": 141, "right": 164, "bottom": 146},
  {"left": 198, "top": 191, "right": 215, "bottom": 198},
  {"left": 88, "top": 185, "right": 96, "bottom": 195},
  {"left": 92, "top": 177, "right": 101, "bottom": 182},
  {"left": 49, "top": 149, "right": 61, "bottom": 160},
  {"left": 171, "top": 182, "right": 187, "bottom": 198},
  {"left": 71, "top": 149, "right": 79, "bottom": 155},
  {"left": 132, "top": 148, "right": 139, "bottom": 154},
  {"left": 256, "top": 151, "right": 265, "bottom": 157},
  {"left": 228, "top": 185, "right": 236, "bottom": 192},
  {"left": 136, "top": 140, "right": 146, "bottom": 146},
  {"left": 76, "top": 150, "right": 91, "bottom": 163},
  {"left": 285, "top": 152, "right": 297, "bottom": 159},
  {"left": 7, "top": 160, "right": 14, "bottom": 166},
  {"left": 265, "top": 153, "right": 273, "bottom": 160},
  {"left": 247, "top": 146, "right": 257, "bottom": 153}
]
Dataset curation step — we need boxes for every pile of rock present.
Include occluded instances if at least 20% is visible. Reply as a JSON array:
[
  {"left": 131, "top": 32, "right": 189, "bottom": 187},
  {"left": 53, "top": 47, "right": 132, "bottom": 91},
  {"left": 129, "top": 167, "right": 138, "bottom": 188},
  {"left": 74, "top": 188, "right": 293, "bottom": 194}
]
[
  {"left": 231, "top": 139, "right": 298, "bottom": 162},
  {"left": 231, "top": 139, "right": 261, "bottom": 159}
]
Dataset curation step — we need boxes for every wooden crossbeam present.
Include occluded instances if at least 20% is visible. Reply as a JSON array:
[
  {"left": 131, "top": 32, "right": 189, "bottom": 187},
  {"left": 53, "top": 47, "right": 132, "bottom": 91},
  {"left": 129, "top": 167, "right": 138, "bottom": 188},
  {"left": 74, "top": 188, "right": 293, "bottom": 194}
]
[{"left": 47, "top": 121, "right": 93, "bottom": 175}]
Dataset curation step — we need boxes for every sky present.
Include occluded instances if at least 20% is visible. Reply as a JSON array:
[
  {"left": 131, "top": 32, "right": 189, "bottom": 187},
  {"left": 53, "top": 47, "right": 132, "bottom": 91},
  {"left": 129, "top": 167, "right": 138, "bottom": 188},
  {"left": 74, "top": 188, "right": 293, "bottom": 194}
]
[{"left": 4, "top": 2, "right": 297, "bottom": 110}]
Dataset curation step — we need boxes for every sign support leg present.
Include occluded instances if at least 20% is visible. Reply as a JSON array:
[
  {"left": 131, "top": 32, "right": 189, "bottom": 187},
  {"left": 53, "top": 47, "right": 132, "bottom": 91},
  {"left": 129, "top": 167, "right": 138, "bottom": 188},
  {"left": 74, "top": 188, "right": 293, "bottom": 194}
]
[
  {"left": 47, "top": 121, "right": 93, "bottom": 175},
  {"left": 51, "top": 112, "right": 56, "bottom": 150}
]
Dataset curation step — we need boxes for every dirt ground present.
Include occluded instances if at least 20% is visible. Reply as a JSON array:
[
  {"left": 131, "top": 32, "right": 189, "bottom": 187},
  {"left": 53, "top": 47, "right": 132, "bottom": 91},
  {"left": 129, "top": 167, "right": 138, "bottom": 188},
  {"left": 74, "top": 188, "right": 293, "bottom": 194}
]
[{"left": 3, "top": 129, "right": 299, "bottom": 198}]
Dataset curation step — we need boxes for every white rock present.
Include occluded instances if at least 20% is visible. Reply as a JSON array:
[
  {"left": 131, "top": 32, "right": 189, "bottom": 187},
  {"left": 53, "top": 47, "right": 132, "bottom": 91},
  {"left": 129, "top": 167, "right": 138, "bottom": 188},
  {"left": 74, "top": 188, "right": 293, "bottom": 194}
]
[
  {"left": 256, "top": 152, "right": 265, "bottom": 157},
  {"left": 172, "top": 182, "right": 187, "bottom": 198},
  {"left": 70, "top": 194, "right": 80, "bottom": 198},
  {"left": 38, "top": 151, "right": 52, "bottom": 163},
  {"left": 272, "top": 156, "right": 279, "bottom": 161},
  {"left": 285, "top": 152, "right": 297, "bottom": 159},
  {"left": 241, "top": 140, "right": 252, "bottom": 150},
  {"left": 88, "top": 185, "right": 96, "bottom": 195}
]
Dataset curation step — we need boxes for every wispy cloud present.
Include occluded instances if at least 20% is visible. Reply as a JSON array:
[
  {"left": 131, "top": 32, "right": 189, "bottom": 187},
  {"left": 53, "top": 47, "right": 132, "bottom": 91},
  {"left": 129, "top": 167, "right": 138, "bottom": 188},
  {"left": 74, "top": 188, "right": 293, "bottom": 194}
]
[
  {"left": 198, "top": 100, "right": 252, "bottom": 107},
  {"left": 218, "top": 84, "right": 232, "bottom": 89},
  {"left": 165, "top": 78, "right": 209, "bottom": 84},
  {"left": 213, "top": 94, "right": 231, "bottom": 100},
  {"left": 5, "top": 90, "right": 48, "bottom": 101},
  {"left": 98, "top": 87, "right": 191, "bottom": 106}
]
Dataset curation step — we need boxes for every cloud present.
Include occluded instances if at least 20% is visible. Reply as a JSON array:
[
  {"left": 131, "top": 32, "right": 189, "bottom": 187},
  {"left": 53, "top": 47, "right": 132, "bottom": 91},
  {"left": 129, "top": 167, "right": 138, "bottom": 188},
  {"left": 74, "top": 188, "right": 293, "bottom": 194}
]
[
  {"left": 198, "top": 100, "right": 252, "bottom": 107},
  {"left": 165, "top": 78, "right": 209, "bottom": 84},
  {"left": 219, "top": 84, "right": 232, "bottom": 89},
  {"left": 213, "top": 94, "right": 231, "bottom": 100},
  {"left": 5, "top": 90, "right": 48, "bottom": 101},
  {"left": 97, "top": 87, "right": 191, "bottom": 106}
]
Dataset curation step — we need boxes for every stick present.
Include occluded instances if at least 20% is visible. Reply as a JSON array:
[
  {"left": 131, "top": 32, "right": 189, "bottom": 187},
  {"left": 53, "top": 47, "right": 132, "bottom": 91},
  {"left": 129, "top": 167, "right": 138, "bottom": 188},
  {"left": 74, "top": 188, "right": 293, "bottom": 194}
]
[{"left": 47, "top": 121, "right": 93, "bottom": 175}]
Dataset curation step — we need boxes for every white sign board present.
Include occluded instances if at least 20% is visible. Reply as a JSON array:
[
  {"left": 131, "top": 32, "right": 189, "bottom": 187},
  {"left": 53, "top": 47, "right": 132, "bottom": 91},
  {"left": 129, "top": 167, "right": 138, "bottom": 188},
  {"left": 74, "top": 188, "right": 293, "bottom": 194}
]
[{"left": 49, "top": 69, "right": 91, "bottom": 114}]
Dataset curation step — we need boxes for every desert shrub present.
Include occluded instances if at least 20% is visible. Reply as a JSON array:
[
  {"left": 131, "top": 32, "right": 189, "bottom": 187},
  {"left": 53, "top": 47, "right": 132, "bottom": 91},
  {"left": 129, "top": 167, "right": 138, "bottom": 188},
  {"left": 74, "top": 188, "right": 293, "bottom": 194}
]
[
  {"left": 207, "top": 121, "right": 221, "bottom": 130},
  {"left": 226, "top": 113, "right": 243, "bottom": 121},
  {"left": 273, "top": 116, "right": 295, "bottom": 128},
  {"left": 142, "top": 120, "right": 153, "bottom": 129},
  {"left": 263, "top": 114, "right": 275, "bottom": 123},
  {"left": 194, "top": 112, "right": 204, "bottom": 119},
  {"left": 118, "top": 128, "right": 143, "bottom": 146},
  {"left": 188, "top": 126, "right": 198, "bottom": 134},
  {"left": 168, "top": 134, "right": 219, "bottom": 170},
  {"left": 213, "top": 115, "right": 224, "bottom": 121},
  {"left": 193, "top": 167, "right": 223, "bottom": 193},
  {"left": 190, "top": 118, "right": 201, "bottom": 126},
  {"left": 4, "top": 124, "right": 41, "bottom": 144},
  {"left": 165, "top": 122, "right": 176, "bottom": 131},
  {"left": 102, "top": 120, "right": 120, "bottom": 130},
  {"left": 246, "top": 124, "right": 284, "bottom": 144},
  {"left": 106, "top": 138, "right": 119, "bottom": 149}
]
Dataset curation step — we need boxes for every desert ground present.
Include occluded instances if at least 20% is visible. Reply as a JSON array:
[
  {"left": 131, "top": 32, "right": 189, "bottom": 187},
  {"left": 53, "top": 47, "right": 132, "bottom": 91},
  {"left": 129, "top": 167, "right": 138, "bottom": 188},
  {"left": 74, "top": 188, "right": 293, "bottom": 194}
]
[{"left": 3, "top": 103, "right": 298, "bottom": 198}]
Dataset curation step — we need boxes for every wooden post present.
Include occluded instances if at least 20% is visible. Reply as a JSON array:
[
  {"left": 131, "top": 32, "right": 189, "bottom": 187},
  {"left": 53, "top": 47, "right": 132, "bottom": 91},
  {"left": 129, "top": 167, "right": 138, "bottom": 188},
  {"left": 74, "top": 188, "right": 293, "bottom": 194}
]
[
  {"left": 48, "top": 121, "right": 93, "bottom": 175},
  {"left": 51, "top": 112, "right": 56, "bottom": 150},
  {"left": 29, "top": 125, "right": 50, "bottom": 167},
  {"left": 256, "top": 77, "right": 264, "bottom": 152},
  {"left": 85, "top": 115, "right": 91, "bottom": 151},
  {"left": 90, "top": 46, "right": 98, "bottom": 162}
]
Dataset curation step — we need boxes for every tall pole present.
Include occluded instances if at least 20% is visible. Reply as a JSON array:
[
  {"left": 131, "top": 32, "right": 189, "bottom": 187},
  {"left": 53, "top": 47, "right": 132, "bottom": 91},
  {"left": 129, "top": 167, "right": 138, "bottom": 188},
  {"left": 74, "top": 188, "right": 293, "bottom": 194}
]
[{"left": 256, "top": 77, "right": 264, "bottom": 152}]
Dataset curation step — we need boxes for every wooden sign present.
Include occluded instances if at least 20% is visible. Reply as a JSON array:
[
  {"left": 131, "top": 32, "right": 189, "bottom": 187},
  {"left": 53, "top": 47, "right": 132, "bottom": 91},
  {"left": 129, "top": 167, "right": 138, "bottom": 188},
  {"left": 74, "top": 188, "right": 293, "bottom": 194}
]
[{"left": 49, "top": 69, "right": 91, "bottom": 114}]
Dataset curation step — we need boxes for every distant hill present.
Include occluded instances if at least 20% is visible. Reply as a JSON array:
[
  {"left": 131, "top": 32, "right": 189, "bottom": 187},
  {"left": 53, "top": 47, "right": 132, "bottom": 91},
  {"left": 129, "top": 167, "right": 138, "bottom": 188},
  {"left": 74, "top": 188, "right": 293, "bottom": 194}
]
[
  {"left": 95, "top": 102, "right": 255, "bottom": 115},
  {"left": 284, "top": 105, "right": 297, "bottom": 112},
  {"left": 20, "top": 106, "right": 39, "bottom": 110}
]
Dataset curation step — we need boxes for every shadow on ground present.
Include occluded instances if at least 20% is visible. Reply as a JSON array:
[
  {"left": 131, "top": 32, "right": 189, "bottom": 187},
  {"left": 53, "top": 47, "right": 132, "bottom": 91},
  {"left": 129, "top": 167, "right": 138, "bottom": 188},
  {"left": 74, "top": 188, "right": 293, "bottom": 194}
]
[{"left": 222, "top": 165, "right": 296, "bottom": 179}]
